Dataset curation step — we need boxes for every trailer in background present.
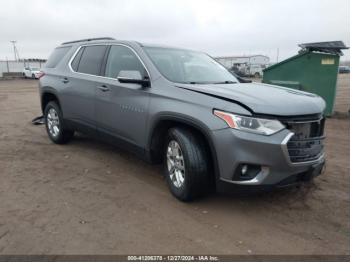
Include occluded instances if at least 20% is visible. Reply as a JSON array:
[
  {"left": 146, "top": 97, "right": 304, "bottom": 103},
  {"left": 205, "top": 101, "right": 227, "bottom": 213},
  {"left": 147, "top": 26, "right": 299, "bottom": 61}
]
[
  {"left": 215, "top": 55, "right": 270, "bottom": 77},
  {"left": 0, "top": 59, "right": 46, "bottom": 78}
]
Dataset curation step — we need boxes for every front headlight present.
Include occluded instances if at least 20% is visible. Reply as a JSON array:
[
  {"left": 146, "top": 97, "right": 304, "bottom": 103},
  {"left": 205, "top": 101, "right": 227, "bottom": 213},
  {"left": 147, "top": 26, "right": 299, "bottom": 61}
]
[{"left": 214, "top": 110, "right": 285, "bottom": 135}]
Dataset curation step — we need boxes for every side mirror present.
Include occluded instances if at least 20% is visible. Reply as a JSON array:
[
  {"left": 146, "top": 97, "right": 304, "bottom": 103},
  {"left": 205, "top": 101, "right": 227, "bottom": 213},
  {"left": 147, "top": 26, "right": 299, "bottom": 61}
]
[{"left": 117, "top": 70, "right": 150, "bottom": 88}]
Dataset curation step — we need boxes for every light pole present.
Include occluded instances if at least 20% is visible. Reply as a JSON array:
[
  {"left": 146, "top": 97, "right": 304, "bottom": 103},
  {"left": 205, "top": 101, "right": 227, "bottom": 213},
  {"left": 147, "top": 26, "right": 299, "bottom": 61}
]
[{"left": 10, "top": 41, "right": 20, "bottom": 61}]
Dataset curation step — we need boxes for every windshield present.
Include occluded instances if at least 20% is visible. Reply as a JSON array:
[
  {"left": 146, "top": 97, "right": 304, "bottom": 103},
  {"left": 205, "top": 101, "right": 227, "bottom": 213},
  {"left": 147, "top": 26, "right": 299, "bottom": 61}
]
[{"left": 144, "top": 47, "right": 238, "bottom": 84}]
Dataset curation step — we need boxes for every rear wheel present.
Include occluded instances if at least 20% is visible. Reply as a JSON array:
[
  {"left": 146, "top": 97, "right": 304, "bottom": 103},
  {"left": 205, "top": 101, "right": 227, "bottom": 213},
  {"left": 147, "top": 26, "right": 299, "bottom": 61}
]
[
  {"left": 32, "top": 73, "right": 35, "bottom": 79},
  {"left": 44, "top": 101, "right": 74, "bottom": 144},
  {"left": 164, "top": 127, "right": 210, "bottom": 201}
]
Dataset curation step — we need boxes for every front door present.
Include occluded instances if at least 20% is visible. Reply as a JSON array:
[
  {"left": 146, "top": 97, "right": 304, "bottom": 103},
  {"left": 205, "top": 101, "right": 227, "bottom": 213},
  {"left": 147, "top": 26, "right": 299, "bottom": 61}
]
[{"left": 95, "top": 45, "right": 151, "bottom": 148}]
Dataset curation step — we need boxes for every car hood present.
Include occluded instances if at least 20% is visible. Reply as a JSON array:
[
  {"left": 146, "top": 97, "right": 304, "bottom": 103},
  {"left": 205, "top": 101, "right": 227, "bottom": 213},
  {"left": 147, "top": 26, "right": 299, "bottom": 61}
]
[{"left": 176, "top": 82, "right": 326, "bottom": 116}]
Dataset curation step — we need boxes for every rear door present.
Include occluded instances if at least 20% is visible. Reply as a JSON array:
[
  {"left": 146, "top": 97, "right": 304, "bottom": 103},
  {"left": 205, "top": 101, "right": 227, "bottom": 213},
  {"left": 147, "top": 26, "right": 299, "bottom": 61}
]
[
  {"left": 62, "top": 45, "right": 108, "bottom": 132},
  {"left": 95, "top": 45, "right": 151, "bottom": 148}
]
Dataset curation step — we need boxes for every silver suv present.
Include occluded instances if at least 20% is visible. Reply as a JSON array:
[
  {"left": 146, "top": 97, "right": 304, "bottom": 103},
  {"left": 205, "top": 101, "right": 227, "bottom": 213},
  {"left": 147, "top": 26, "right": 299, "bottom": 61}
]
[{"left": 39, "top": 37, "right": 326, "bottom": 201}]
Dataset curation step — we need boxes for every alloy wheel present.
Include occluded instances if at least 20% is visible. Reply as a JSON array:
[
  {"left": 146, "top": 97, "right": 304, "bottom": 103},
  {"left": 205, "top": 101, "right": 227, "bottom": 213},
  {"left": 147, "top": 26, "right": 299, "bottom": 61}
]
[{"left": 166, "top": 140, "right": 186, "bottom": 188}]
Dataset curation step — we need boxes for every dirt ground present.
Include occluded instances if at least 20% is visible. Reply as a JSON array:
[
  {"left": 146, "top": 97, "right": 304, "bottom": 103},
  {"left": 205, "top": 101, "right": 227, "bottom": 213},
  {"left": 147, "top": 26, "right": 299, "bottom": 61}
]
[{"left": 0, "top": 75, "right": 349, "bottom": 255}]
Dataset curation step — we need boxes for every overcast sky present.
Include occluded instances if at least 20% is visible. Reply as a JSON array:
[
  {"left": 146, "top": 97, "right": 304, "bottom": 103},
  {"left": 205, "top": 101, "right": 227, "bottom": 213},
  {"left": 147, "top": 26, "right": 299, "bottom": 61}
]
[{"left": 0, "top": 0, "right": 349, "bottom": 62}]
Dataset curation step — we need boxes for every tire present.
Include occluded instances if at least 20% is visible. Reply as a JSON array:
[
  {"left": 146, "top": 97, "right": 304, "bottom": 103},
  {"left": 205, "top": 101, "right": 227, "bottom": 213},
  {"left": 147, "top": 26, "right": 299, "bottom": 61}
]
[
  {"left": 32, "top": 73, "right": 35, "bottom": 79},
  {"left": 44, "top": 101, "right": 74, "bottom": 144},
  {"left": 163, "top": 127, "right": 210, "bottom": 201}
]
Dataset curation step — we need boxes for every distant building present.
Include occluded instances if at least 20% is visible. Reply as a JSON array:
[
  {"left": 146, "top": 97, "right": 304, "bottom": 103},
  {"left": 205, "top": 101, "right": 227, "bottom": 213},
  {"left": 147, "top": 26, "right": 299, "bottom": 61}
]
[{"left": 215, "top": 55, "right": 270, "bottom": 69}]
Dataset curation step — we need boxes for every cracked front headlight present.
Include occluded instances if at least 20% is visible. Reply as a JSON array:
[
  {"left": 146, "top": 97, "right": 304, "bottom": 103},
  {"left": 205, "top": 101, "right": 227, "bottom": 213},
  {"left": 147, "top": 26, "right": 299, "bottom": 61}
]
[{"left": 214, "top": 110, "right": 285, "bottom": 135}]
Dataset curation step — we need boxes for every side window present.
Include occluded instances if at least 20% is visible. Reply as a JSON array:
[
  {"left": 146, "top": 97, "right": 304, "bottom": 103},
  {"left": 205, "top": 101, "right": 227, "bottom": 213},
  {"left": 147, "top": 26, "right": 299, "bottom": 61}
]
[
  {"left": 77, "top": 45, "right": 107, "bottom": 75},
  {"left": 71, "top": 47, "right": 84, "bottom": 72},
  {"left": 45, "top": 46, "right": 71, "bottom": 68},
  {"left": 105, "top": 45, "right": 147, "bottom": 79}
]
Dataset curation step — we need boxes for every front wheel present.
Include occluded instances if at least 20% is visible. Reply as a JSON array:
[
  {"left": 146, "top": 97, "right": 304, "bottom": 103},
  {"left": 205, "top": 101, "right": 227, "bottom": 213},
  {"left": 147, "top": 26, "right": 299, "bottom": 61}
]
[
  {"left": 164, "top": 128, "right": 210, "bottom": 201},
  {"left": 44, "top": 101, "right": 74, "bottom": 144}
]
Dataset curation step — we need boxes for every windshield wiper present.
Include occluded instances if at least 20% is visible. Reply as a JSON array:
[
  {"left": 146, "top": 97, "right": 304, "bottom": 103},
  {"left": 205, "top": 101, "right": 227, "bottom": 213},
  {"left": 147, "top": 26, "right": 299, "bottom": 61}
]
[
  {"left": 185, "top": 81, "right": 210, "bottom": 85},
  {"left": 185, "top": 81, "right": 237, "bottom": 85},
  {"left": 213, "top": 80, "right": 237, "bottom": 84}
]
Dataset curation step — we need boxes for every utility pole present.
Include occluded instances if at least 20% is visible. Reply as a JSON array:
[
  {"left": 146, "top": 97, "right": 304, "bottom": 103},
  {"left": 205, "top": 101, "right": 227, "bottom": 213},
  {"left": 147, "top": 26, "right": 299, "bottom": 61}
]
[
  {"left": 10, "top": 41, "right": 20, "bottom": 61},
  {"left": 276, "top": 48, "right": 279, "bottom": 63},
  {"left": 6, "top": 57, "right": 9, "bottom": 72}
]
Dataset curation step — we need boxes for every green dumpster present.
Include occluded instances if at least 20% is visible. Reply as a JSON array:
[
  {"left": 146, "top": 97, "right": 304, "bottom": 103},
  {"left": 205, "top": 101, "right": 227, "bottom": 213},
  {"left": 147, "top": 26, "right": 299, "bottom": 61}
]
[{"left": 263, "top": 41, "right": 348, "bottom": 116}]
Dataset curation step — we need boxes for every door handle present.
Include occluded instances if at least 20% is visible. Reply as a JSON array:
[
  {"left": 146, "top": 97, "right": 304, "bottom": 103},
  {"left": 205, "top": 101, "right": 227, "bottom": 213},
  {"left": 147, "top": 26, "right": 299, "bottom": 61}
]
[
  {"left": 62, "top": 77, "right": 69, "bottom": 84},
  {"left": 98, "top": 85, "right": 110, "bottom": 92}
]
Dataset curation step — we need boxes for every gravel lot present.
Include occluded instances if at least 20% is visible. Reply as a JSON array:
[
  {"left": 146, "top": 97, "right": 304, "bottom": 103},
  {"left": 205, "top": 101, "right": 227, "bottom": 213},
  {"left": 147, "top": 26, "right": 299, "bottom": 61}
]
[{"left": 0, "top": 75, "right": 349, "bottom": 255}]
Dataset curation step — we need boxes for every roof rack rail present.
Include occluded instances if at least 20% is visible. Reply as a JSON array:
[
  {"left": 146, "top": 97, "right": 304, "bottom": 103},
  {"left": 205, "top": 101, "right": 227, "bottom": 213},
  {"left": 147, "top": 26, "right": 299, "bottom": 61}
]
[{"left": 61, "top": 37, "right": 115, "bottom": 45}]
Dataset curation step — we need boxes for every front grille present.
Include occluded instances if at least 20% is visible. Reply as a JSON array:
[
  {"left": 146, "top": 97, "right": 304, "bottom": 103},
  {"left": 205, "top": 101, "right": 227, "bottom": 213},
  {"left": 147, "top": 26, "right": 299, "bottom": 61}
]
[{"left": 283, "top": 118, "right": 325, "bottom": 163}]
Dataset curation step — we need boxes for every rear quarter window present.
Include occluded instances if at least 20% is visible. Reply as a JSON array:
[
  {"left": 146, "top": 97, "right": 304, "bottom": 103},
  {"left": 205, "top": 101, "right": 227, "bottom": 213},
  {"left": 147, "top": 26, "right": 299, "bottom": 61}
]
[
  {"left": 45, "top": 46, "right": 71, "bottom": 68},
  {"left": 71, "top": 47, "right": 85, "bottom": 71}
]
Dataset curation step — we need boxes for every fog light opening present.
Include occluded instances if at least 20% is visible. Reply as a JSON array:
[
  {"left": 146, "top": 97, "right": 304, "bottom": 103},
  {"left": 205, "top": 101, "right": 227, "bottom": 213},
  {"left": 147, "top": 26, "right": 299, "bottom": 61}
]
[{"left": 233, "top": 164, "right": 262, "bottom": 181}]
